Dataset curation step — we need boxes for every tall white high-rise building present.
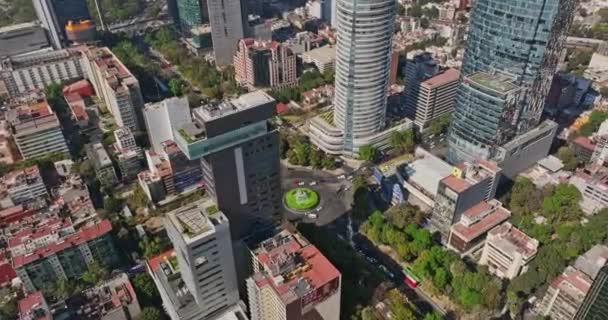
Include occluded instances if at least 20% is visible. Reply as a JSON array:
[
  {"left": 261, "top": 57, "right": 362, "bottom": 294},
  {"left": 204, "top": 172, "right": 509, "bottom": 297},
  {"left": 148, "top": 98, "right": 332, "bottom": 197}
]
[
  {"left": 309, "top": 0, "right": 412, "bottom": 156},
  {"left": 207, "top": 0, "right": 245, "bottom": 66},
  {"left": 162, "top": 199, "right": 241, "bottom": 319},
  {"left": 143, "top": 97, "right": 192, "bottom": 152}
]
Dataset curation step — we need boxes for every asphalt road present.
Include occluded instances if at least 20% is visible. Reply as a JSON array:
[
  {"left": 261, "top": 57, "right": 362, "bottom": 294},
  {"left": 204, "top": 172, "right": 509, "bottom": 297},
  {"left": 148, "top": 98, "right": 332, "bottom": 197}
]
[{"left": 280, "top": 163, "right": 352, "bottom": 226}]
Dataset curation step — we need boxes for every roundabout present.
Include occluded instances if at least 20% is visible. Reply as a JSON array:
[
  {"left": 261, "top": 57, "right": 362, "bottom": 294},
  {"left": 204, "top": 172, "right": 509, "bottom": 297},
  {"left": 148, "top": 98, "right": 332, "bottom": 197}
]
[{"left": 284, "top": 188, "right": 320, "bottom": 212}]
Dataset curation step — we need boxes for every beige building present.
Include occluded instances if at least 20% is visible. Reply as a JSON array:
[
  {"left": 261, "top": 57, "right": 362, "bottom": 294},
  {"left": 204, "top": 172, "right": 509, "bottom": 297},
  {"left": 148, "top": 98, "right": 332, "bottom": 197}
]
[
  {"left": 405, "top": 68, "right": 459, "bottom": 129},
  {"left": 479, "top": 222, "right": 539, "bottom": 279},
  {"left": 233, "top": 39, "right": 297, "bottom": 90},
  {"left": 83, "top": 47, "right": 143, "bottom": 131},
  {"left": 247, "top": 229, "right": 341, "bottom": 320},
  {"left": 537, "top": 266, "right": 592, "bottom": 320}
]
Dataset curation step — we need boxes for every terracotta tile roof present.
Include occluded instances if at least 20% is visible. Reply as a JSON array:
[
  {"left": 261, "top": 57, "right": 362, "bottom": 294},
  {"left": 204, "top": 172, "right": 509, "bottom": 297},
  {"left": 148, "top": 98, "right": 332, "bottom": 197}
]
[
  {"left": 18, "top": 291, "right": 49, "bottom": 320},
  {"left": 573, "top": 136, "right": 596, "bottom": 151},
  {"left": 0, "top": 263, "right": 17, "bottom": 285},
  {"left": 421, "top": 68, "right": 459, "bottom": 89},
  {"left": 451, "top": 203, "right": 511, "bottom": 241},
  {"left": 146, "top": 249, "right": 175, "bottom": 273},
  {"left": 441, "top": 175, "right": 471, "bottom": 193}
]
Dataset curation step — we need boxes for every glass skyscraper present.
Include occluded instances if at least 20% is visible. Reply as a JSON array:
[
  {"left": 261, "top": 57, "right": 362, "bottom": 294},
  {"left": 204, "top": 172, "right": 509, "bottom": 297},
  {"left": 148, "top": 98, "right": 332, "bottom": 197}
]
[{"left": 447, "top": 0, "right": 576, "bottom": 163}]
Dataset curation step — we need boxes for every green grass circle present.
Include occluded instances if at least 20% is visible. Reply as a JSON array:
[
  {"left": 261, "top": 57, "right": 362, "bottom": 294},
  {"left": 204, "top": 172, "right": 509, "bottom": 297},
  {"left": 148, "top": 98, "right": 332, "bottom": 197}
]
[{"left": 284, "top": 188, "right": 320, "bottom": 210}]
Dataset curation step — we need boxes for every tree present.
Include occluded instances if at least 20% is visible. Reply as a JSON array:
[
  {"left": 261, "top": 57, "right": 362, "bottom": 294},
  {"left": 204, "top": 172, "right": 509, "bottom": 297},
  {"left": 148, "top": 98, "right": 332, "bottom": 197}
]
[
  {"left": 322, "top": 154, "right": 337, "bottom": 170},
  {"left": 578, "top": 110, "right": 608, "bottom": 137},
  {"left": 139, "top": 236, "right": 170, "bottom": 258},
  {"left": 423, "top": 312, "right": 442, "bottom": 320},
  {"left": 168, "top": 78, "right": 185, "bottom": 97},
  {"left": 358, "top": 145, "right": 377, "bottom": 161},
  {"left": 139, "top": 307, "right": 164, "bottom": 320},
  {"left": 133, "top": 273, "right": 160, "bottom": 304},
  {"left": 81, "top": 261, "right": 109, "bottom": 285},
  {"left": 557, "top": 146, "right": 578, "bottom": 171},
  {"left": 420, "top": 17, "right": 430, "bottom": 29},
  {"left": 361, "top": 306, "right": 379, "bottom": 320},
  {"left": 127, "top": 186, "right": 149, "bottom": 211},
  {"left": 0, "top": 298, "right": 17, "bottom": 320},
  {"left": 389, "top": 129, "right": 415, "bottom": 154},
  {"left": 386, "top": 204, "right": 425, "bottom": 228},
  {"left": 542, "top": 183, "right": 582, "bottom": 222},
  {"left": 310, "top": 148, "right": 323, "bottom": 168},
  {"left": 600, "top": 86, "right": 608, "bottom": 98},
  {"left": 293, "top": 142, "right": 312, "bottom": 166},
  {"left": 429, "top": 114, "right": 450, "bottom": 136},
  {"left": 104, "top": 196, "right": 124, "bottom": 214},
  {"left": 74, "top": 160, "right": 94, "bottom": 179}
]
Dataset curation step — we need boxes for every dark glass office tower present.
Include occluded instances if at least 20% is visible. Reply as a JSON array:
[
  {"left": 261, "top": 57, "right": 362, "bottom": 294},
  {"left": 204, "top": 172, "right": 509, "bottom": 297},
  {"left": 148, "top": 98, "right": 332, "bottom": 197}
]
[
  {"left": 574, "top": 266, "right": 608, "bottom": 320},
  {"left": 447, "top": 0, "right": 576, "bottom": 163},
  {"left": 33, "top": 0, "right": 91, "bottom": 48},
  {"left": 174, "top": 91, "right": 281, "bottom": 240}
]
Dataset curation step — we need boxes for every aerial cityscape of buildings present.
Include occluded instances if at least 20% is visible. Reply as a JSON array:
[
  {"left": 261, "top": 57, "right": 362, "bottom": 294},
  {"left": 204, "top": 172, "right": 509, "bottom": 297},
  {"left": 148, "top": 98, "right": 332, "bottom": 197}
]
[{"left": 3, "top": 0, "right": 608, "bottom": 319}]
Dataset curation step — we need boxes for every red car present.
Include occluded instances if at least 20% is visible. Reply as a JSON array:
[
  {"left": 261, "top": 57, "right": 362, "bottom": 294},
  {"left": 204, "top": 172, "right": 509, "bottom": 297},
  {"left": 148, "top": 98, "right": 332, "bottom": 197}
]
[{"left": 293, "top": 180, "right": 300, "bottom": 185}]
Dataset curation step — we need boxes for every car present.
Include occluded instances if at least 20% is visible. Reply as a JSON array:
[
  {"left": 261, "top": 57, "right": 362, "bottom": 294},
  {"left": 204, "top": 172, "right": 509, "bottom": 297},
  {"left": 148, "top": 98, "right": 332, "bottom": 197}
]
[
  {"left": 306, "top": 213, "right": 318, "bottom": 219},
  {"left": 293, "top": 180, "right": 300, "bottom": 184},
  {"left": 366, "top": 256, "right": 377, "bottom": 264},
  {"left": 337, "top": 174, "right": 346, "bottom": 180},
  {"left": 344, "top": 186, "right": 352, "bottom": 191},
  {"left": 298, "top": 181, "right": 306, "bottom": 186},
  {"left": 315, "top": 206, "right": 323, "bottom": 212},
  {"left": 347, "top": 175, "right": 354, "bottom": 181},
  {"left": 309, "top": 181, "right": 317, "bottom": 186}
]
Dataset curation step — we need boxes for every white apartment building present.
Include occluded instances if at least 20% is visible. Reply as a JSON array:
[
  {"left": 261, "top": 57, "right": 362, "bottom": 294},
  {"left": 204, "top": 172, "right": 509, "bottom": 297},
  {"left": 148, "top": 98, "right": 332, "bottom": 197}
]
[
  {"left": 6, "top": 98, "right": 69, "bottom": 160},
  {"left": 302, "top": 46, "right": 336, "bottom": 73},
  {"left": 83, "top": 47, "right": 143, "bottom": 132},
  {"left": 0, "top": 165, "right": 48, "bottom": 207},
  {"left": 405, "top": 68, "right": 459, "bottom": 129},
  {"left": 537, "top": 266, "right": 592, "bottom": 320},
  {"left": 0, "top": 48, "right": 85, "bottom": 97},
  {"left": 162, "top": 199, "right": 240, "bottom": 320},
  {"left": 143, "top": 97, "right": 192, "bottom": 153},
  {"left": 480, "top": 222, "right": 539, "bottom": 279}
]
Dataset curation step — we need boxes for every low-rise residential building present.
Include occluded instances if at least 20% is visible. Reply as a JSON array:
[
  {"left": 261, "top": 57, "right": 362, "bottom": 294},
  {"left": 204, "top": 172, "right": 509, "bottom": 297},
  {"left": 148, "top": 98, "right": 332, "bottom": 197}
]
[
  {"left": 83, "top": 47, "right": 143, "bottom": 131},
  {"left": 301, "top": 84, "right": 334, "bottom": 108},
  {"left": 8, "top": 217, "right": 75, "bottom": 256},
  {"left": 447, "top": 199, "right": 511, "bottom": 256},
  {"left": 571, "top": 167, "right": 608, "bottom": 214},
  {"left": 574, "top": 245, "right": 608, "bottom": 280},
  {"left": 0, "top": 48, "right": 85, "bottom": 97},
  {"left": 573, "top": 136, "right": 596, "bottom": 165},
  {"left": 537, "top": 266, "right": 592, "bottom": 320},
  {"left": 138, "top": 141, "right": 203, "bottom": 203},
  {"left": 18, "top": 291, "right": 50, "bottom": 320},
  {"left": 431, "top": 159, "right": 501, "bottom": 238},
  {"left": 479, "top": 222, "right": 539, "bottom": 280},
  {"left": 234, "top": 38, "right": 297, "bottom": 90},
  {"left": 13, "top": 219, "right": 118, "bottom": 292},
  {"left": 7, "top": 96, "right": 69, "bottom": 159},
  {"left": 51, "top": 175, "right": 97, "bottom": 224},
  {"left": 521, "top": 155, "right": 572, "bottom": 188},
  {"left": 247, "top": 229, "right": 341, "bottom": 320},
  {"left": 302, "top": 45, "right": 336, "bottom": 73},
  {"left": 85, "top": 142, "right": 117, "bottom": 186},
  {"left": 62, "top": 79, "right": 94, "bottom": 128},
  {"left": 0, "top": 165, "right": 48, "bottom": 207},
  {"left": 591, "top": 120, "right": 608, "bottom": 167}
]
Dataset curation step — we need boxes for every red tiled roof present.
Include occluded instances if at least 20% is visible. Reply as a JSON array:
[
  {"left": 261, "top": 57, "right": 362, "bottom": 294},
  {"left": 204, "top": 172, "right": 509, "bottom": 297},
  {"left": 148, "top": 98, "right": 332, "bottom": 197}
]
[
  {"left": 18, "top": 291, "right": 49, "bottom": 320},
  {"left": 451, "top": 204, "right": 511, "bottom": 241},
  {"left": 0, "top": 263, "right": 17, "bottom": 285},
  {"left": 276, "top": 103, "right": 289, "bottom": 114},
  {"left": 421, "top": 68, "right": 459, "bottom": 88},
  {"left": 573, "top": 136, "right": 596, "bottom": 151},
  {"left": 146, "top": 249, "right": 175, "bottom": 273},
  {"left": 12, "top": 220, "right": 113, "bottom": 268},
  {"left": 551, "top": 268, "right": 592, "bottom": 294},
  {"left": 441, "top": 175, "right": 471, "bottom": 193}
]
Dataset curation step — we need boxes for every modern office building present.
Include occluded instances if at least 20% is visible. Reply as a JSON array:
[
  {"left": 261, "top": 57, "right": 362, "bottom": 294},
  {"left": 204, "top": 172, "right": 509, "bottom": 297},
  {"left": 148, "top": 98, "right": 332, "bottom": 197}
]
[
  {"left": 479, "top": 222, "right": 539, "bottom": 280},
  {"left": 322, "top": 0, "right": 396, "bottom": 156},
  {"left": 0, "top": 22, "right": 51, "bottom": 58},
  {"left": 233, "top": 39, "right": 297, "bottom": 90},
  {"left": 448, "top": 0, "right": 577, "bottom": 163},
  {"left": 85, "top": 142, "right": 118, "bottom": 186},
  {"left": 448, "top": 71, "right": 525, "bottom": 163},
  {"left": 431, "top": 159, "right": 501, "bottom": 238},
  {"left": 538, "top": 266, "right": 592, "bottom": 320},
  {"left": 13, "top": 219, "right": 118, "bottom": 292},
  {"left": 32, "top": 0, "right": 92, "bottom": 48},
  {"left": 143, "top": 97, "right": 192, "bottom": 153},
  {"left": 208, "top": 0, "right": 245, "bottom": 66},
  {"left": 83, "top": 47, "right": 144, "bottom": 132},
  {"left": 574, "top": 266, "right": 608, "bottom": 320},
  {"left": 6, "top": 97, "right": 70, "bottom": 159},
  {"left": 247, "top": 229, "right": 341, "bottom": 320},
  {"left": 176, "top": 0, "right": 209, "bottom": 30},
  {"left": 174, "top": 91, "right": 281, "bottom": 240},
  {"left": 0, "top": 166, "right": 48, "bottom": 207},
  {"left": 590, "top": 120, "right": 608, "bottom": 166},
  {"left": 0, "top": 48, "right": 85, "bottom": 97},
  {"left": 159, "top": 199, "right": 244, "bottom": 320},
  {"left": 404, "top": 68, "right": 459, "bottom": 129}
]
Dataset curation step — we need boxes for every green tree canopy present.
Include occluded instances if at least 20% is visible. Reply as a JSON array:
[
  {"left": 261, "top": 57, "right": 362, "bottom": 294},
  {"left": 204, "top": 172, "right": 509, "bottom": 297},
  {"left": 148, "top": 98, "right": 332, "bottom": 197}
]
[{"left": 358, "top": 145, "right": 377, "bottom": 161}]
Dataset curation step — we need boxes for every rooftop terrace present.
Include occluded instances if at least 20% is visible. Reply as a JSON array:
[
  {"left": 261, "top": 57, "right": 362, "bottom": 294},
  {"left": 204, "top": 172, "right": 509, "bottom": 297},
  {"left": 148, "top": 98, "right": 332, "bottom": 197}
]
[
  {"left": 467, "top": 72, "right": 519, "bottom": 94},
  {"left": 167, "top": 199, "right": 225, "bottom": 241}
]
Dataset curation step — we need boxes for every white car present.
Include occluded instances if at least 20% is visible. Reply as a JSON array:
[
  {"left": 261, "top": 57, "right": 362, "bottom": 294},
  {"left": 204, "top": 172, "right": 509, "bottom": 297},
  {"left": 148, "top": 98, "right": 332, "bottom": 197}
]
[
  {"left": 315, "top": 206, "right": 323, "bottom": 212},
  {"left": 309, "top": 181, "right": 317, "bottom": 186},
  {"left": 298, "top": 181, "right": 306, "bottom": 186},
  {"left": 337, "top": 174, "right": 346, "bottom": 180},
  {"left": 306, "top": 213, "right": 318, "bottom": 219}
]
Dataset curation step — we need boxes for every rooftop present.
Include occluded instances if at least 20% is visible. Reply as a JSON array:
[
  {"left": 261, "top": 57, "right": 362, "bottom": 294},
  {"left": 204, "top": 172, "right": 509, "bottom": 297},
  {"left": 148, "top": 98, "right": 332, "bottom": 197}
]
[
  {"left": 537, "top": 155, "right": 564, "bottom": 173},
  {"left": 86, "top": 47, "right": 138, "bottom": 92},
  {"left": 18, "top": 291, "right": 49, "bottom": 320},
  {"left": 86, "top": 143, "right": 112, "bottom": 169},
  {"left": 193, "top": 91, "right": 274, "bottom": 122},
  {"left": 467, "top": 72, "right": 519, "bottom": 94},
  {"left": 302, "top": 45, "right": 336, "bottom": 63},
  {"left": 0, "top": 165, "right": 43, "bottom": 191},
  {"left": 573, "top": 136, "right": 596, "bottom": 151},
  {"left": 421, "top": 68, "right": 460, "bottom": 89},
  {"left": 487, "top": 222, "right": 539, "bottom": 259},
  {"left": 12, "top": 219, "right": 112, "bottom": 268},
  {"left": 574, "top": 245, "right": 608, "bottom": 279},
  {"left": 166, "top": 199, "right": 226, "bottom": 242},
  {"left": 398, "top": 147, "right": 452, "bottom": 197},
  {"left": 550, "top": 266, "right": 592, "bottom": 296},
  {"left": 441, "top": 160, "right": 500, "bottom": 193},
  {"left": 451, "top": 200, "right": 511, "bottom": 242},
  {"left": 251, "top": 229, "right": 340, "bottom": 304}
]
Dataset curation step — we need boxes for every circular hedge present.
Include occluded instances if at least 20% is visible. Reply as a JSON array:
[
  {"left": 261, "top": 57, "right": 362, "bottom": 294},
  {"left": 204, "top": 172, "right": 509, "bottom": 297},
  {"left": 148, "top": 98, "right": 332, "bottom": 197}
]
[{"left": 284, "top": 188, "right": 320, "bottom": 211}]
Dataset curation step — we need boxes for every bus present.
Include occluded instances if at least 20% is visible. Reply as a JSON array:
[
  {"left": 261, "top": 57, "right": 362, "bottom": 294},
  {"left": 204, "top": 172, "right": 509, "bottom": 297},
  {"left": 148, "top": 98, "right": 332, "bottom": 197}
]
[{"left": 403, "top": 266, "right": 421, "bottom": 288}]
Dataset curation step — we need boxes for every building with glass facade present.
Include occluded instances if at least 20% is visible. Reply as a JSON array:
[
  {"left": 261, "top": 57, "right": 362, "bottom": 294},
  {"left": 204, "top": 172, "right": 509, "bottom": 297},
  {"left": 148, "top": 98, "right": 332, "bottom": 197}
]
[{"left": 448, "top": 0, "right": 576, "bottom": 164}]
